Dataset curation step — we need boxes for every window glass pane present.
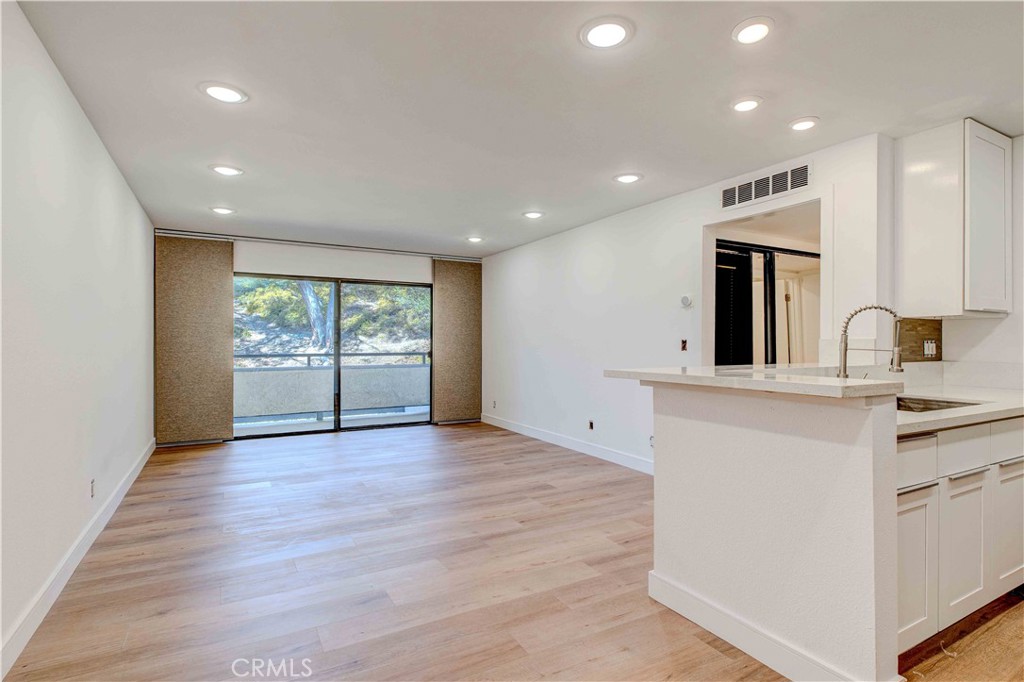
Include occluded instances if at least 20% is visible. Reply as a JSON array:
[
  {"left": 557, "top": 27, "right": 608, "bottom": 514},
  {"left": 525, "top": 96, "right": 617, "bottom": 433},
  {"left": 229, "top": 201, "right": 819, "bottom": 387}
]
[
  {"left": 339, "top": 283, "right": 431, "bottom": 427},
  {"left": 233, "top": 277, "right": 336, "bottom": 436}
]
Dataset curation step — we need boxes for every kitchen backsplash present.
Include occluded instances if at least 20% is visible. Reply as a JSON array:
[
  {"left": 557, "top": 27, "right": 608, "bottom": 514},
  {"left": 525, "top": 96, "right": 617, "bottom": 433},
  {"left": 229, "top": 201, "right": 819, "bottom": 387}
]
[{"left": 899, "top": 318, "right": 942, "bottom": 362}]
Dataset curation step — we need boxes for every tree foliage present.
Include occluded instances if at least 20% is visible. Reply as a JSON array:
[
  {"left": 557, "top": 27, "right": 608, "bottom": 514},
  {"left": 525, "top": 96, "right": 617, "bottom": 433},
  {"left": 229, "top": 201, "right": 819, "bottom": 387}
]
[{"left": 234, "top": 277, "right": 430, "bottom": 350}]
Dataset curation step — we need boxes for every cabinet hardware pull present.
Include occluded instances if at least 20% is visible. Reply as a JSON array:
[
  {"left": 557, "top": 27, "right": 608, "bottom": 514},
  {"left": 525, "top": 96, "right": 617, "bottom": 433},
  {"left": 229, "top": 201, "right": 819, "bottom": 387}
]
[
  {"left": 998, "top": 456, "right": 1024, "bottom": 467},
  {"left": 898, "top": 480, "right": 939, "bottom": 494},
  {"left": 949, "top": 466, "right": 990, "bottom": 481},
  {"left": 897, "top": 433, "right": 937, "bottom": 443}
]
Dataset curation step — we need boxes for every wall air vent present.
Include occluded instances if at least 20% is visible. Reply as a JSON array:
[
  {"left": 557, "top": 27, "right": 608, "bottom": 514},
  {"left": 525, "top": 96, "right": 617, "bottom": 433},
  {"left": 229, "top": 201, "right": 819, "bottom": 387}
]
[
  {"left": 738, "top": 182, "right": 753, "bottom": 203},
  {"left": 790, "top": 164, "right": 809, "bottom": 189},
  {"left": 720, "top": 162, "right": 812, "bottom": 212}
]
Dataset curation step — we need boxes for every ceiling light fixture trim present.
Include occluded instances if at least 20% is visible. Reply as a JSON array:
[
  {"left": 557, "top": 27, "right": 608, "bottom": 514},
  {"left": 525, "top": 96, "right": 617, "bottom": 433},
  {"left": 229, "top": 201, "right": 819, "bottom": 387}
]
[
  {"left": 731, "top": 17, "right": 774, "bottom": 44},
  {"left": 732, "top": 96, "right": 763, "bottom": 112},
  {"left": 209, "top": 164, "right": 245, "bottom": 176},
  {"left": 790, "top": 116, "right": 819, "bottom": 131},
  {"left": 198, "top": 82, "right": 249, "bottom": 104},
  {"left": 579, "top": 16, "right": 635, "bottom": 49}
]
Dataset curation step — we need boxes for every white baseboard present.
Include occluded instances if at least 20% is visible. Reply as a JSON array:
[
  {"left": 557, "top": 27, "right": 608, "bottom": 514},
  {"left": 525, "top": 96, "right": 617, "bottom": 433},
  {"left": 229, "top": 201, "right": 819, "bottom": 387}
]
[
  {"left": 481, "top": 414, "right": 653, "bottom": 475},
  {"left": 649, "top": 570, "right": 869, "bottom": 682},
  {"left": 1, "top": 437, "right": 156, "bottom": 678}
]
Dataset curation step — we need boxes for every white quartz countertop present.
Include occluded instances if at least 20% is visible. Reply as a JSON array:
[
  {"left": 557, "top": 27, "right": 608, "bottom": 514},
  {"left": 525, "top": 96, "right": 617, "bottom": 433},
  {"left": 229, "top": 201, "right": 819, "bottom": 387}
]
[
  {"left": 897, "top": 385, "right": 1024, "bottom": 436},
  {"left": 604, "top": 365, "right": 904, "bottom": 399}
]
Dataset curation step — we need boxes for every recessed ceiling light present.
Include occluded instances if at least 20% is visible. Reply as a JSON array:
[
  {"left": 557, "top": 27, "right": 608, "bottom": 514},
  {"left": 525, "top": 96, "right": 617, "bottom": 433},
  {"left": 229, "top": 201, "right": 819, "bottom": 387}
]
[
  {"left": 199, "top": 82, "right": 248, "bottom": 104},
  {"left": 580, "top": 16, "right": 635, "bottom": 49},
  {"left": 732, "top": 17, "right": 774, "bottom": 44},
  {"left": 614, "top": 173, "right": 643, "bottom": 184},
  {"left": 790, "top": 117, "right": 819, "bottom": 131},
  {"left": 211, "top": 207, "right": 235, "bottom": 215},
  {"left": 523, "top": 211, "right": 544, "bottom": 219},
  {"left": 467, "top": 236, "right": 483, "bottom": 243},
  {"left": 732, "top": 97, "right": 763, "bottom": 112},
  {"left": 209, "top": 165, "right": 244, "bottom": 176}
]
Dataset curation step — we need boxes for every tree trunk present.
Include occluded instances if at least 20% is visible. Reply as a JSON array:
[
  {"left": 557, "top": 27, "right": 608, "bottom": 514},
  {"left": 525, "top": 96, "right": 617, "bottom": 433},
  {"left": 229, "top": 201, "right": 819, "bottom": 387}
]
[
  {"left": 325, "top": 286, "right": 336, "bottom": 350},
  {"left": 297, "top": 281, "right": 328, "bottom": 348}
]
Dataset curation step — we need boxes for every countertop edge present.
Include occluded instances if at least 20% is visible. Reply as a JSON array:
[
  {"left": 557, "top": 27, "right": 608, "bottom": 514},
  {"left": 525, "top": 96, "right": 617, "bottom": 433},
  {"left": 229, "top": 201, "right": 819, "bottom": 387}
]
[
  {"left": 604, "top": 368, "right": 904, "bottom": 399},
  {"left": 897, "top": 406, "right": 1024, "bottom": 436}
]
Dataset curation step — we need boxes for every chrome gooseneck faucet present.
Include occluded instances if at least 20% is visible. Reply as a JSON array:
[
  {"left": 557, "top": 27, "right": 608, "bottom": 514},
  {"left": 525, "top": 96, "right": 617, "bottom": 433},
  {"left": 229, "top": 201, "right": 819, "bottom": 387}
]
[{"left": 838, "top": 305, "right": 903, "bottom": 379}]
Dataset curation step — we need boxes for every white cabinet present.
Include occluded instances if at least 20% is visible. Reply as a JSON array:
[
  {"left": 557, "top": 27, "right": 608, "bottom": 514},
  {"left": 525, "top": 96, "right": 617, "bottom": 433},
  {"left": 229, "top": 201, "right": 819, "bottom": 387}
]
[
  {"left": 937, "top": 423, "right": 990, "bottom": 477},
  {"left": 896, "top": 118, "right": 1013, "bottom": 317},
  {"left": 897, "top": 482, "right": 940, "bottom": 651},
  {"left": 898, "top": 418, "right": 1024, "bottom": 650},
  {"left": 988, "top": 456, "right": 1024, "bottom": 595},
  {"left": 937, "top": 465, "right": 992, "bottom": 629},
  {"left": 988, "top": 418, "right": 1024, "bottom": 595},
  {"left": 897, "top": 435, "right": 938, "bottom": 489}
]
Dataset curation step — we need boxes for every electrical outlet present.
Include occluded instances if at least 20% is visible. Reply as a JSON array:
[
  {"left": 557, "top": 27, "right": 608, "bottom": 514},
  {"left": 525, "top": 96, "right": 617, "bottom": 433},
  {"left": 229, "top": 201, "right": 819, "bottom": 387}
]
[
  {"left": 588, "top": 420, "right": 594, "bottom": 431},
  {"left": 680, "top": 339, "right": 688, "bottom": 351},
  {"left": 649, "top": 435, "right": 655, "bottom": 448},
  {"left": 492, "top": 400, "right": 496, "bottom": 409},
  {"left": 90, "top": 479, "right": 95, "bottom": 499},
  {"left": 923, "top": 339, "right": 937, "bottom": 358}
]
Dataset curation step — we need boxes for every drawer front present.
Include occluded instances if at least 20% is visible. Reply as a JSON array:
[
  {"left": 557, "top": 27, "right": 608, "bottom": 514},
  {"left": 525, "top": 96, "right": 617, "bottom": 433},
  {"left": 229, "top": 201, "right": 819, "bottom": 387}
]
[
  {"left": 937, "top": 423, "right": 991, "bottom": 477},
  {"left": 898, "top": 435, "right": 938, "bottom": 489},
  {"left": 991, "top": 417, "right": 1024, "bottom": 464}
]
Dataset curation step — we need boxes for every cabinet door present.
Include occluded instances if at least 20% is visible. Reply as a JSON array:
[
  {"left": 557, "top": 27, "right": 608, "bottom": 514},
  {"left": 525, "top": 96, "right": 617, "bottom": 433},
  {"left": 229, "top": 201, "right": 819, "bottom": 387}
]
[
  {"left": 964, "top": 119, "right": 1012, "bottom": 313},
  {"left": 938, "top": 465, "right": 992, "bottom": 629},
  {"left": 988, "top": 457, "right": 1024, "bottom": 595},
  {"left": 896, "top": 121, "right": 964, "bottom": 317},
  {"left": 898, "top": 483, "right": 940, "bottom": 652}
]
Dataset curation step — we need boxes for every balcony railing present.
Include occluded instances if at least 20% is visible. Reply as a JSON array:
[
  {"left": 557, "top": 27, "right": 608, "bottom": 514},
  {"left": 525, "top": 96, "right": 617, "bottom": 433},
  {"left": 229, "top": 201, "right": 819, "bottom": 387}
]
[
  {"left": 234, "top": 351, "right": 430, "bottom": 368},
  {"left": 233, "top": 351, "right": 430, "bottom": 422}
]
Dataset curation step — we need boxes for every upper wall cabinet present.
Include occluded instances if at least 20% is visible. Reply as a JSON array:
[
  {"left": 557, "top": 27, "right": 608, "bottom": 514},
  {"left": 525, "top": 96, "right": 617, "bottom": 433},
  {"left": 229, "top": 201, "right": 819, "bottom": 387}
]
[{"left": 896, "top": 119, "right": 1012, "bottom": 317}]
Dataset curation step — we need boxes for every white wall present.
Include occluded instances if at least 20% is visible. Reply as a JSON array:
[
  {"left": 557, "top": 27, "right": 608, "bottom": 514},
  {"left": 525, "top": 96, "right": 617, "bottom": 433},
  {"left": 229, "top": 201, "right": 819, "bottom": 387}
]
[
  {"left": 482, "top": 135, "right": 894, "bottom": 470},
  {"left": 943, "top": 136, "right": 1024, "bottom": 365},
  {"left": 233, "top": 240, "right": 433, "bottom": 283},
  {"left": 1, "top": 4, "right": 155, "bottom": 673}
]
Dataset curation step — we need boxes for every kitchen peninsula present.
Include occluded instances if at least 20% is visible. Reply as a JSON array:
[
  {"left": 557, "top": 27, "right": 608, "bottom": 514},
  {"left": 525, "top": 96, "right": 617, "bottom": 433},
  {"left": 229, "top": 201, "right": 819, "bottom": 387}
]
[{"left": 605, "top": 365, "right": 1023, "bottom": 682}]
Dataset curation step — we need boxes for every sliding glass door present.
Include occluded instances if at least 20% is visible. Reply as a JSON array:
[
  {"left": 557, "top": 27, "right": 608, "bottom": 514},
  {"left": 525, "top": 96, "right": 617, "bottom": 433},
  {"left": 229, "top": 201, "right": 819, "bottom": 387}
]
[
  {"left": 233, "top": 276, "right": 337, "bottom": 437},
  {"left": 232, "top": 275, "right": 431, "bottom": 437},
  {"left": 339, "top": 282, "right": 431, "bottom": 428}
]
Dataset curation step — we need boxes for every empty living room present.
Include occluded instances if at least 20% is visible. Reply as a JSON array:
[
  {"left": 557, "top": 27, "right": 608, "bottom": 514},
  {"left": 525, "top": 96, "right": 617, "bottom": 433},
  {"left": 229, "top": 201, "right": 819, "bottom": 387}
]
[{"left": 2, "top": 2, "right": 1023, "bottom": 681}]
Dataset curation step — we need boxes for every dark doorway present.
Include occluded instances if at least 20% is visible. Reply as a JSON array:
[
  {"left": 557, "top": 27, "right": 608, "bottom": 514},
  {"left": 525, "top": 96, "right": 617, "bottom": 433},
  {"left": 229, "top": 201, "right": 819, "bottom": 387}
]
[{"left": 715, "top": 240, "right": 820, "bottom": 366}]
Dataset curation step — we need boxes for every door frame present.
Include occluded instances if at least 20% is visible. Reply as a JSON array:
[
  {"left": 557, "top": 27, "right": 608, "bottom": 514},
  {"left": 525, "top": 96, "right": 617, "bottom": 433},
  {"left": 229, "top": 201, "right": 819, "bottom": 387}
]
[{"left": 232, "top": 271, "right": 433, "bottom": 440}]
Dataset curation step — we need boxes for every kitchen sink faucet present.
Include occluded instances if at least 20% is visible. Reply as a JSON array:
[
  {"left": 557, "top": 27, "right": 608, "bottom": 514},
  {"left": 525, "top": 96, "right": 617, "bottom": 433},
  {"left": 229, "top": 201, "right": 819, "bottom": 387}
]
[{"left": 838, "top": 305, "right": 903, "bottom": 379}]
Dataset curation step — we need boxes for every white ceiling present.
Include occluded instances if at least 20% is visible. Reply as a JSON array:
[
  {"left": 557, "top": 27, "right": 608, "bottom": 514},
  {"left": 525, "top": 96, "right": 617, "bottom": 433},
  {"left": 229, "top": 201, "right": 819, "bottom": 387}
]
[{"left": 21, "top": 1, "right": 1023, "bottom": 257}]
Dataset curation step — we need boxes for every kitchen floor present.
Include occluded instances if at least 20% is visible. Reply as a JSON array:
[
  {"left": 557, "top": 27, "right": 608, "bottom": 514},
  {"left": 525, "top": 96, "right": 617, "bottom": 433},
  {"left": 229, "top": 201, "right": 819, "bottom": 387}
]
[
  {"left": 7, "top": 423, "right": 1018, "bottom": 681},
  {"left": 900, "top": 591, "right": 1023, "bottom": 681}
]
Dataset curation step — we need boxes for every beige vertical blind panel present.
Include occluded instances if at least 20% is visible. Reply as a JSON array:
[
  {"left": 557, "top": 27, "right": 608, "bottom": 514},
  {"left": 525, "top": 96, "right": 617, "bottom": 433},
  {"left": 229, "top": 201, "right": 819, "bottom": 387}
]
[
  {"left": 431, "top": 259, "right": 482, "bottom": 423},
  {"left": 155, "top": 236, "right": 234, "bottom": 444}
]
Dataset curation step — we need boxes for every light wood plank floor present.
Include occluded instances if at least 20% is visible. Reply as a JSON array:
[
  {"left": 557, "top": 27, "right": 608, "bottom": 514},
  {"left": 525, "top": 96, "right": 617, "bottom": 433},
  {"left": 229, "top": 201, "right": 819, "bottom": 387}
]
[
  {"left": 8, "top": 424, "right": 1019, "bottom": 681},
  {"left": 9, "top": 424, "right": 782, "bottom": 682}
]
